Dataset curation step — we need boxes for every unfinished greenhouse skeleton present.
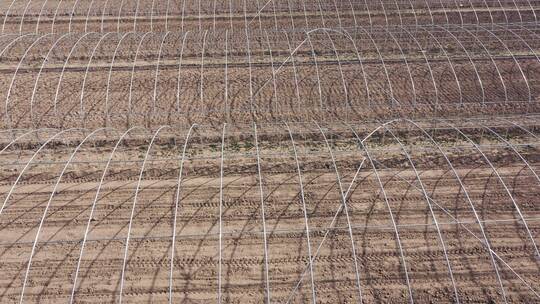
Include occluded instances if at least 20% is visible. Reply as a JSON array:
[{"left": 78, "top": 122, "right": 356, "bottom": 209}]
[
  {"left": 0, "top": 0, "right": 540, "bottom": 303},
  {"left": 0, "top": 25, "right": 538, "bottom": 128}
]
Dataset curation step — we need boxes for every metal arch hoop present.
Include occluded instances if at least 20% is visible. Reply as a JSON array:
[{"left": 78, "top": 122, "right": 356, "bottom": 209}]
[
  {"left": 118, "top": 125, "right": 171, "bottom": 303},
  {"left": 284, "top": 122, "right": 317, "bottom": 304},
  {"left": 68, "top": 0, "right": 83, "bottom": 33},
  {"left": 35, "top": 0, "right": 51, "bottom": 33},
  {"left": 29, "top": 32, "right": 81, "bottom": 128},
  {"left": 127, "top": 32, "right": 153, "bottom": 117},
  {"left": 421, "top": 0, "right": 436, "bottom": 24},
  {"left": 314, "top": 122, "right": 365, "bottom": 303},
  {"left": 346, "top": 121, "right": 414, "bottom": 303},
  {"left": 77, "top": 32, "right": 117, "bottom": 126},
  {"left": 51, "top": 0, "right": 65, "bottom": 33},
  {"left": 403, "top": 0, "right": 420, "bottom": 26},
  {"left": 152, "top": 32, "right": 172, "bottom": 118},
  {"left": 507, "top": 0, "right": 524, "bottom": 22},
  {"left": 436, "top": 0, "right": 450, "bottom": 24},
  {"left": 224, "top": 30, "right": 230, "bottom": 123},
  {"left": 83, "top": 0, "right": 96, "bottom": 32},
  {"left": 217, "top": 123, "right": 226, "bottom": 304},
  {"left": 133, "top": 0, "right": 141, "bottom": 32},
  {"left": 361, "top": 0, "right": 373, "bottom": 26},
  {"left": 150, "top": 0, "right": 156, "bottom": 31},
  {"left": 303, "top": 32, "right": 324, "bottom": 112},
  {"left": 104, "top": 32, "right": 136, "bottom": 126},
  {"left": 199, "top": 31, "right": 208, "bottom": 114},
  {"left": 242, "top": 21, "right": 255, "bottom": 115},
  {"left": 18, "top": 0, "right": 34, "bottom": 34},
  {"left": 69, "top": 126, "right": 149, "bottom": 304},
  {"left": 381, "top": 123, "right": 460, "bottom": 303},
  {"left": 285, "top": 118, "right": 540, "bottom": 302},
  {"left": 372, "top": 118, "right": 540, "bottom": 302},
  {"left": 1, "top": 0, "right": 17, "bottom": 33},
  {"left": 389, "top": 0, "right": 404, "bottom": 26},
  {"left": 283, "top": 31, "right": 303, "bottom": 116},
  {"left": 263, "top": 30, "right": 280, "bottom": 120},
  {"left": 168, "top": 124, "right": 197, "bottom": 304},
  {"left": 165, "top": 0, "right": 171, "bottom": 31},
  {"left": 253, "top": 122, "right": 272, "bottom": 304},
  {"left": 327, "top": 0, "right": 342, "bottom": 29},
  {"left": 345, "top": 0, "right": 358, "bottom": 27},
  {"left": 114, "top": 0, "right": 123, "bottom": 32},
  {"left": 18, "top": 127, "right": 114, "bottom": 304},
  {"left": 284, "top": 155, "right": 367, "bottom": 304},
  {"left": 466, "top": 0, "right": 481, "bottom": 24},
  {"left": 0, "top": 128, "right": 82, "bottom": 218},
  {"left": 521, "top": 0, "right": 538, "bottom": 21},
  {"left": 492, "top": 0, "right": 509, "bottom": 23},
  {"left": 4, "top": 33, "right": 55, "bottom": 128},
  {"left": 50, "top": 31, "right": 100, "bottom": 120},
  {"left": 376, "top": 0, "right": 390, "bottom": 26},
  {"left": 175, "top": 32, "right": 190, "bottom": 112}
]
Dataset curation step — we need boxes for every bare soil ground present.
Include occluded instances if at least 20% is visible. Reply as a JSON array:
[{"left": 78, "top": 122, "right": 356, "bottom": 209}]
[
  {"left": 0, "top": 0, "right": 538, "bottom": 33},
  {"left": 0, "top": 26, "right": 538, "bottom": 129},
  {"left": 0, "top": 120, "right": 539, "bottom": 303},
  {"left": 0, "top": 1, "right": 539, "bottom": 303}
]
